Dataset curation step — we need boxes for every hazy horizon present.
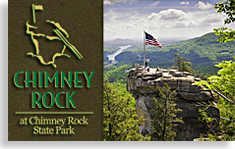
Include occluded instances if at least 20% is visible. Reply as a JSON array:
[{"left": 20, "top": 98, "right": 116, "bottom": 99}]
[{"left": 104, "top": 31, "right": 214, "bottom": 42}]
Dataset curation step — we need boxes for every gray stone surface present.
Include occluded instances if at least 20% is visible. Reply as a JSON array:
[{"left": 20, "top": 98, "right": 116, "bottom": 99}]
[{"left": 127, "top": 67, "right": 220, "bottom": 141}]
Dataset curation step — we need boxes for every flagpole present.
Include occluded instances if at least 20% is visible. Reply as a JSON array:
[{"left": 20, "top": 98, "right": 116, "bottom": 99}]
[{"left": 143, "top": 31, "right": 146, "bottom": 67}]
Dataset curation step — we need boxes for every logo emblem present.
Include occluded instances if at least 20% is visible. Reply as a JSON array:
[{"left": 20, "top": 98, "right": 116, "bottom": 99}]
[{"left": 26, "top": 4, "right": 83, "bottom": 68}]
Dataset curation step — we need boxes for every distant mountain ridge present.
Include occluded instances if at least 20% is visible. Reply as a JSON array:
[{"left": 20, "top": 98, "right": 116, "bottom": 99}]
[
  {"left": 104, "top": 32, "right": 225, "bottom": 45},
  {"left": 104, "top": 38, "right": 139, "bottom": 45},
  {"left": 104, "top": 38, "right": 181, "bottom": 45}
]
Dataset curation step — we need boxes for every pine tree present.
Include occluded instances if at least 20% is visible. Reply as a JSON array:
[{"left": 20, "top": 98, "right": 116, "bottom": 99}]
[
  {"left": 172, "top": 53, "right": 193, "bottom": 72},
  {"left": 103, "top": 80, "right": 151, "bottom": 141},
  {"left": 151, "top": 83, "right": 183, "bottom": 141}
]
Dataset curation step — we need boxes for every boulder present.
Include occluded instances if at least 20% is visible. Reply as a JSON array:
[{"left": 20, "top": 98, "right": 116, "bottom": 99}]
[
  {"left": 178, "top": 90, "right": 213, "bottom": 101},
  {"left": 162, "top": 73, "right": 172, "bottom": 78},
  {"left": 127, "top": 67, "right": 219, "bottom": 141}
]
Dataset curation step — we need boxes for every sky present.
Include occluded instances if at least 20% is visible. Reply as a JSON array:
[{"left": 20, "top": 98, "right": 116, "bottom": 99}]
[{"left": 104, "top": 0, "right": 235, "bottom": 41}]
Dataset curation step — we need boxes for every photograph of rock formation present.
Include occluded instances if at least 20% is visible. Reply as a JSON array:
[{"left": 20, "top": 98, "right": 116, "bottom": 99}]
[{"left": 103, "top": 0, "right": 235, "bottom": 141}]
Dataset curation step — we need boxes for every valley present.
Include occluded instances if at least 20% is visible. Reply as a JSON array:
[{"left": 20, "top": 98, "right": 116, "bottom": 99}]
[{"left": 104, "top": 32, "right": 235, "bottom": 78}]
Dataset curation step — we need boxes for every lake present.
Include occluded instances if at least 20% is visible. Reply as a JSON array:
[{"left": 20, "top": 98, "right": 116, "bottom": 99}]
[{"left": 107, "top": 45, "right": 132, "bottom": 62}]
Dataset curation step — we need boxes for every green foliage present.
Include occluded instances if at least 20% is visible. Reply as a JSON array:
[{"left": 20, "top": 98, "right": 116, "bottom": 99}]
[
  {"left": 109, "top": 80, "right": 136, "bottom": 109},
  {"left": 104, "top": 64, "right": 131, "bottom": 83},
  {"left": 171, "top": 53, "right": 194, "bottom": 72},
  {"left": 193, "top": 58, "right": 235, "bottom": 140},
  {"left": 214, "top": 27, "right": 235, "bottom": 43},
  {"left": 103, "top": 80, "right": 151, "bottom": 141},
  {"left": 215, "top": 58, "right": 235, "bottom": 101},
  {"left": 103, "top": 65, "right": 117, "bottom": 74},
  {"left": 198, "top": 108, "right": 213, "bottom": 123},
  {"left": 193, "top": 57, "right": 235, "bottom": 102},
  {"left": 196, "top": 102, "right": 220, "bottom": 138},
  {"left": 104, "top": 46, "right": 120, "bottom": 54},
  {"left": 116, "top": 51, "right": 139, "bottom": 62},
  {"left": 216, "top": 98, "right": 235, "bottom": 140},
  {"left": 193, "top": 3, "right": 235, "bottom": 138},
  {"left": 214, "top": 0, "right": 235, "bottom": 42},
  {"left": 196, "top": 100, "right": 235, "bottom": 141},
  {"left": 151, "top": 83, "right": 183, "bottom": 141}
]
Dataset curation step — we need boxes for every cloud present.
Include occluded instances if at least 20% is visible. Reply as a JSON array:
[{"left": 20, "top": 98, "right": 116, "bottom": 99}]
[
  {"left": 104, "top": 9, "right": 120, "bottom": 22},
  {"left": 103, "top": 0, "right": 136, "bottom": 5},
  {"left": 104, "top": 4, "right": 227, "bottom": 40},
  {"left": 180, "top": 1, "right": 189, "bottom": 5},
  {"left": 104, "top": 8, "right": 139, "bottom": 22},
  {"left": 104, "top": 0, "right": 111, "bottom": 5},
  {"left": 195, "top": 1, "right": 213, "bottom": 10},
  {"left": 149, "top": 1, "right": 160, "bottom": 7},
  {"left": 121, "top": 9, "right": 225, "bottom": 31},
  {"left": 120, "top": 9, "right": 189, "bottom": 29},
  {"left": 146, "top": 13, "right": 159, "bottom": 21},
  {"left": 120, "top": 9, "right": 190, "bottom": 31},
  {"left": 159, "top": 9, "right": 187, "bottom": 20},
  {"left": 200, "top": 14, "right": 224, "bottom": 24}
]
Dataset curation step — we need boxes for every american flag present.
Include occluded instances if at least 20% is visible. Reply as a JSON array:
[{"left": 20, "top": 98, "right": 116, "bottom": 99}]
[{"left": 145, "top": 32, "right": 162, "bottom": 48}]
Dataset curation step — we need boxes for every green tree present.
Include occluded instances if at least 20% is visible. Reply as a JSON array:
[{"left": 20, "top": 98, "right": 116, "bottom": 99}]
[
  {"left": 104, "top": 64, "right": 131, "bottom": 83},
  {"left": 193, "top": 58, "right": 235, "bottom": 140},
  {"left": 171, "top": 53, "right": 194, "bottom": 72},
  {"left": 214, "top": 0, "right": 235, "bottom": 42},
  {"left": 193, "top": 0, "right": 235, "bottom": 138},
  {"left": 151, "top": 83, "right": 183, "bottom": 141},
  {"left": 103, "top": 80, "right": 151, "bottom": 141},
  {"left": 109, "top": 80, "right": 136, "bottom": 109}
]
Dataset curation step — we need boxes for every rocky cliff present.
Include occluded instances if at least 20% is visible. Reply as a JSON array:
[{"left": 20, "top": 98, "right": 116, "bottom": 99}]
[{"left": 127, "top": 66, "right": 220, "bottom": 141}]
